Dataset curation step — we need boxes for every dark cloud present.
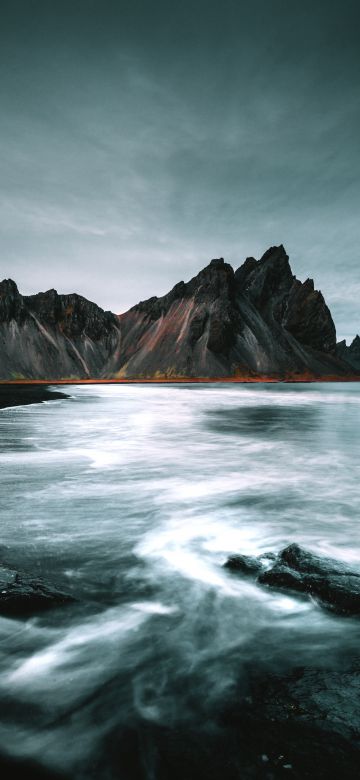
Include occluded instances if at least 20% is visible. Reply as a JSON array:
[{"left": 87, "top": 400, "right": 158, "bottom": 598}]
[{"left": 0, "top": 0, "right": 359, "bottom": 340}]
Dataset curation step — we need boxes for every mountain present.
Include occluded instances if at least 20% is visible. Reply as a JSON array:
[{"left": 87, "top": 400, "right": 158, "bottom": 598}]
[
  {"left": 0, "top": 245, "right": 358, "bottom": 380},
  {"left": 336, "top": 335, "right": 360, "bottom": 371},
  {"left": 0, "top": 279, "right": 121, "bottom": 379},
  {"left": 113, "top": 245, "right": 354, "bottom": 379}
]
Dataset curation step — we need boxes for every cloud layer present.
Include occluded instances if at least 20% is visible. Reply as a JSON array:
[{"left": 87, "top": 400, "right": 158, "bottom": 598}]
[{"left": 0, "top": 0, "right": 359, "bottom": 340}]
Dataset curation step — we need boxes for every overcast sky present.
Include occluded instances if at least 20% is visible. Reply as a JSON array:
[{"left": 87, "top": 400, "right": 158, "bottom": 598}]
[{"left": 0, "top": 0, "right": 359, "bottom": 340}]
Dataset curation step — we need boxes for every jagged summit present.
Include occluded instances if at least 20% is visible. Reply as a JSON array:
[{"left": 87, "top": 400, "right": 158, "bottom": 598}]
[
  {"left": 337, "top": 334, "right": 360, "bottom": 371},
  {"left": 0, "top": 278, "right": 24, "bottom": 322},
  {"left": 0, "top": 277, "right": 19, "bottom": 291},
  {"left": 209, "top": 257, "right": 225, "bottom": 266},
  {"left": 0, "top": 246, "right": 358, "bottom": 380},
  {"left": 113, "top": 246, "right": 350, "bottom": 379}
]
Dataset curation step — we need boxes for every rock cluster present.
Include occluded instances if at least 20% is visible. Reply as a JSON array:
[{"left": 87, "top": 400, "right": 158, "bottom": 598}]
[
  {"left": 0, "top": 564, "right": 74, "bottom": 617},
  {"left": 225, "top": 543, "right": 360, "bottom": 615}
]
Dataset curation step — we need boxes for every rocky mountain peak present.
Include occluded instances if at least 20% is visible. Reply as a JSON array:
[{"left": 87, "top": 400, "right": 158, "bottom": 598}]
[
  {"left": 235, "top": 245, "right": 293, "bottom": 297},
  {"left": 24, "top": 289, "right": 118, "bottom": 341},
  {"left": 237, "top": 245, "right": 294, "bottom": 324},
  {"left": 282, "top": 279, "right": 336, "bottom": 354},
  {"left": 258, "top": 243, "right": 288, "bottom": 264},
  {"left": 337, "top": 334, "right": 360, "bottom": 370},
  {"left": 0, "top": 278, "right": 24, "bottom": 322},
  {"left": 0, "top": 278, "right": 20, "bottom": 296},
  {"left": 190, "top": 257, "right": 235, "bottom": 303},
  {"left": 209, "top": 257, "right": 225, "bottom": 268},
  {"left": 234, "top": 257, "right": 257, "bottom": 288}
]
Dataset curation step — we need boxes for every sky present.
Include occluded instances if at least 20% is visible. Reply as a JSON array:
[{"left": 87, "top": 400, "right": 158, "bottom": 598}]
[{"left": 0, "top": 0, "right": 359, "bottom": 341}]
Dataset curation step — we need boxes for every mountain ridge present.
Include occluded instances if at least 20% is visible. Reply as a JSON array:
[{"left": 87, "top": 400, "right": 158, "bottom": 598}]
[{"left": 0, "top": 246, "right": 358, "bottom": 380}]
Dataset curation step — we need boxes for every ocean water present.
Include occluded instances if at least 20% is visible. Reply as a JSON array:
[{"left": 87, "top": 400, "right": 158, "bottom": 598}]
[{"left": 0, "top": 383, "right": 359, "bottom": 778}]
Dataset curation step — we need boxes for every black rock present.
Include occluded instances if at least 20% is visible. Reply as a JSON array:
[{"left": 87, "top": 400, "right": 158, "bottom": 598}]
[
  {"left": 224, "top": 553, "right": 266, "bottom": 576},
  {"left": 225, "top": 543, "right": 360, "bottom": 616},
  {"left": 278, "top": 542, "right": 357, "bottom": 576},
  {"left": 0, "top": 565, "right": 75, "bottom": 617},
  {"left": 259, "top": 543, "right": 360, "bottom": 615},
  {"left": 101, "top": 660, "right": 360, "bottom": 780},
  {"left": 221, "top": 660, "right": 360, "bottom": 779},
  {"left": 0, "top": 753, "right": 68, "bottom": 780},
  {"left": 259, "top": 566, "right": 360, "bottom": 615}
]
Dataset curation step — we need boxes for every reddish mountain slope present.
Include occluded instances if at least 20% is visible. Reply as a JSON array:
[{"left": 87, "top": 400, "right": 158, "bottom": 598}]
[{"left": 112, "top": 246, "right": 351, "bottom": 379}]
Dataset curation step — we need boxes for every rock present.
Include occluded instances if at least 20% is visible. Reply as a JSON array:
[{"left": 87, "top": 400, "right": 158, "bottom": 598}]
[
  {"left": 0, "top": 753, "right": 68, "bottom": 779},
  {"left": 224, "top": 553, "right": 266, "bottom": 576},
  {"left": 103, "top": 661, "right": 360, "bottom": 779},
  {"left": 259, "top": 543, "right": 360, "bottom": 615},
  {"left": 221, "top": 661, "right": 360, "bottom": 779},
  {"left": 278, "top": 542, "right": 357, "bottom": 576},
  {"left": 257, "top": 663, "right": 360, "bottom": 743},
  {"left": 224, "top": 543, "right": 360, "bottom": 616},
  {"left": 0, "top": 565, "right": 75, "bottom": 617},
  {"left": 259, "top": 567, "right": 360, "bottom": 615}
]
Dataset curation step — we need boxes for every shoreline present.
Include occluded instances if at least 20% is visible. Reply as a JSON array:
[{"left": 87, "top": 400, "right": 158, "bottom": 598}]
[
  {"left": 1, "top": 377, "right": 359, "bottom": 410},
  {"left": 0, "top": 386, "right": 70, "bottom": 410},
  {"left": 1, "top": 375, "right": 360, "bottom": 386}
]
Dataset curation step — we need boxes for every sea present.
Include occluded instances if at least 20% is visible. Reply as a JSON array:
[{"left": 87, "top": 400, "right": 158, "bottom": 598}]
[{"left": 0, "top": 383, "right": 359, "bottom": 778}]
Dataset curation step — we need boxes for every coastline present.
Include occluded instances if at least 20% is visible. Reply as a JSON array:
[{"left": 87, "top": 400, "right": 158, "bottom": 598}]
[
  {"left": 1, "top": 375, "right": 360, "bottom": 386},
  {"left": 0, "top": 386, "right": 70, "bottom": 410}
]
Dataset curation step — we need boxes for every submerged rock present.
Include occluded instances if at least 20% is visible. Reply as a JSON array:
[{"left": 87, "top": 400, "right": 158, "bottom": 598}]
[
  {"left": 0, "top": 753, "right": 68, "bottom": 780},
  {"left": 220, "top": 660, "right": 360, "bottom": 779},
  {"left": 0, "top": 565, "right": 75, "bottom": 617},
  {"left": 224, "top": 543, "right": 360, "bottom": 615},
  {"left": 251, "top": 662, "right": 360, "bottom": 743},
  {"left": 100, "top": 660, "right": 360, "bottom": 780}
]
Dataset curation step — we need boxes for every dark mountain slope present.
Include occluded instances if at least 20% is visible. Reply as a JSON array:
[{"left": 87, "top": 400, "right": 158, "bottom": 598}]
[
  {"left": 0, "top": 245, "right": 357, "bottom": 380},
  {"left": 113, "top": 258, "right": 240, "bottom": 378},
  {"left": 0, "top": 280, "right": 120, "bottom": 379},
  {"left": 337, "top": 335, "right": 360, "bottom": 371},
  {"left": 113, "top": 246, "right": 352, "bottom": 379}
]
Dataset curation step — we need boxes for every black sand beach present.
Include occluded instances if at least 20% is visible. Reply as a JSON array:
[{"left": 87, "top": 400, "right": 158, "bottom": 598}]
[{"left": 0, "top": 385, "right": 69, "bottom": 410}]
